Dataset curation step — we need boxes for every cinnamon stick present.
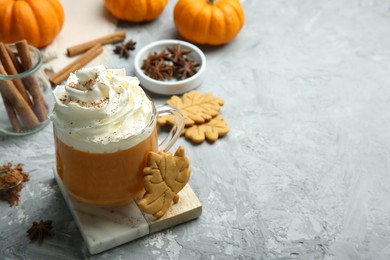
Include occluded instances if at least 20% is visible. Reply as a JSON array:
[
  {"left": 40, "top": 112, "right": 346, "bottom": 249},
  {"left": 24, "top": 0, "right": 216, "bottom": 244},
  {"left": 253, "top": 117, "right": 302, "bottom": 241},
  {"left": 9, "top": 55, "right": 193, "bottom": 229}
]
[
  {"left": 49, "top": 44, "right": 103, "bottom": 86},
  {"left": 15, "top": 40, "right": 48, "bottom": 122},
  {"left": 1, "top": 93, "right": 21, "bottom": 132},
  {"left": 0, "top": 65, "right": 39, "bottom": 129},
  {"left": 5, "top": 45, "right": 23, "bottom": 73},
  {"left": 0, "top": 42, "right": 32, "bottom": 107},
  {"left": 66, "top": 31, "right": 126, "bottom": 57}
]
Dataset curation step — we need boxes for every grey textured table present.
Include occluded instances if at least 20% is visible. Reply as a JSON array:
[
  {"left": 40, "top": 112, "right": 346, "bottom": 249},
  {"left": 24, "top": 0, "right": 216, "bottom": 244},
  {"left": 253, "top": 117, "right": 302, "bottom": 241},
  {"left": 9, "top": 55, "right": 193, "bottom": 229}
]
[{"left": 1, "top": 0, "right": 390, "bottom": 259}]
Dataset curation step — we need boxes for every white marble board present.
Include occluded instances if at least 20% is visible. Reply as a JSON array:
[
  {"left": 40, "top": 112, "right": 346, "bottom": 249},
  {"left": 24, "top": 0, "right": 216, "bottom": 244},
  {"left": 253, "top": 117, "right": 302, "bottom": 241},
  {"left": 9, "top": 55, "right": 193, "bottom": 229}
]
[{"left": 53, "top": 167, "right": 202, "bottom": 255}]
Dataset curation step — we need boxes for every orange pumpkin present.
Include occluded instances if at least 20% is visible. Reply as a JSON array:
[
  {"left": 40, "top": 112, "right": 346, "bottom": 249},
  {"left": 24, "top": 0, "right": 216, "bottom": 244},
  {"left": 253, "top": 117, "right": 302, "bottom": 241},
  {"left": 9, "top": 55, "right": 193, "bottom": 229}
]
[
  {"left": 0, "top": 0, "right": 64, "bottom": 48},
  {"left": 174, "top": 0, "right": 245, "bottom": 45},
  {"left": 104, "top": 0, "right": 169, "bottom": 22}
]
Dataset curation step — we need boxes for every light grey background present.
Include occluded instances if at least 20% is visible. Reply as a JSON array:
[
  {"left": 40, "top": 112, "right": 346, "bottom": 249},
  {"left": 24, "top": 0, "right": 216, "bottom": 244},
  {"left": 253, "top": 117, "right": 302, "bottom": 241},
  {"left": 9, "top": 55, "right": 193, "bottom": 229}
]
[{"left": 1, "top": 0, "right": 390, "bottom": 259}]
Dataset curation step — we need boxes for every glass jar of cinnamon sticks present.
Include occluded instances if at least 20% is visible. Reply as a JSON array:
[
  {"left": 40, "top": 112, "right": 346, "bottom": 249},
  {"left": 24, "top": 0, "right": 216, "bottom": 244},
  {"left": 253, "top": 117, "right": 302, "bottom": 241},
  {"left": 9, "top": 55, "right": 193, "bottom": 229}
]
[{"left": 0, "top": 40, "right": 51, "bottom": 136}]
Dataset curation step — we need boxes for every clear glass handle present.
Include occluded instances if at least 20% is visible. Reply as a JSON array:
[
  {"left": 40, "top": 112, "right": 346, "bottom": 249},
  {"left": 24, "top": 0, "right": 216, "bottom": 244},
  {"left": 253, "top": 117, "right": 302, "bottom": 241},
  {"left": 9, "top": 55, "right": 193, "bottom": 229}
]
[{"left": 157, "top": 105, "right": 185, "bottom": 152}]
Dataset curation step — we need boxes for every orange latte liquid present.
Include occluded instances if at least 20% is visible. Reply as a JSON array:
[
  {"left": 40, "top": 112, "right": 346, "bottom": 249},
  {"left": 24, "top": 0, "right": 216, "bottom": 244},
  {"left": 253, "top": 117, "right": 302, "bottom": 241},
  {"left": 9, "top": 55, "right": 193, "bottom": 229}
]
[{"left": 55, "top": 127, "right": 158, "bottom": 206}]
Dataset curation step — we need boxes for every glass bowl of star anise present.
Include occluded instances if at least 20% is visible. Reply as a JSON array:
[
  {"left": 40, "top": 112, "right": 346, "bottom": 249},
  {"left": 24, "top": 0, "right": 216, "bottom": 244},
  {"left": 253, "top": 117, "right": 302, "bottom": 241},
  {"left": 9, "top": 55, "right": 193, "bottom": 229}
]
[{"left": 134, "top": 39, "right": 206, "bottom": 95}]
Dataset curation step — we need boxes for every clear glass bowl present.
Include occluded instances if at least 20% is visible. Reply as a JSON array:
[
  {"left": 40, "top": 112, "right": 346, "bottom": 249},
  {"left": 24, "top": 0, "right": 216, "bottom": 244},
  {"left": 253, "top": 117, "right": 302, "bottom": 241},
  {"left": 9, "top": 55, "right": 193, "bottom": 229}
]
[{"left": 0, "top": 43, "right": 52, "bottom": 136}]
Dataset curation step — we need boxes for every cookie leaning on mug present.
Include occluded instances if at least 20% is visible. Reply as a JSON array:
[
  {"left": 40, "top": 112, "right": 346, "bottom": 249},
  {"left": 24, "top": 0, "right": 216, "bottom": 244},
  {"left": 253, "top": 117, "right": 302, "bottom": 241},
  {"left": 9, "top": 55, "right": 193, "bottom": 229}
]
[{"left": 137, "top": 146, "right": 191, "bottom": 219}]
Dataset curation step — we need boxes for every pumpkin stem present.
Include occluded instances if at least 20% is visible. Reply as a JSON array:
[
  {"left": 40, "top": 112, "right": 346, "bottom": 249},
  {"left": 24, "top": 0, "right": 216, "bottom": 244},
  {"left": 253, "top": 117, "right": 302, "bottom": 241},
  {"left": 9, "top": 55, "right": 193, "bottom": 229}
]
[{"left": 207, "top": 0, "right": 218, "bottom": 4}]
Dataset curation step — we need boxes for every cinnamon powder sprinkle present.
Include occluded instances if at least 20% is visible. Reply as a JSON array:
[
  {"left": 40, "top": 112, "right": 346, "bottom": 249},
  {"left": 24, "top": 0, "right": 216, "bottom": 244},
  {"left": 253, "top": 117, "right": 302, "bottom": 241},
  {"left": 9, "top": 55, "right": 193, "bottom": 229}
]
[
  {"left": 75, "top": 97, "right": 109, "bottom": 109},
  {"left": 59, "top": 95, "right": 68, "bottom": 104},
  {"left": 0, "top": 162, "right": 29, "bottom": 207}
]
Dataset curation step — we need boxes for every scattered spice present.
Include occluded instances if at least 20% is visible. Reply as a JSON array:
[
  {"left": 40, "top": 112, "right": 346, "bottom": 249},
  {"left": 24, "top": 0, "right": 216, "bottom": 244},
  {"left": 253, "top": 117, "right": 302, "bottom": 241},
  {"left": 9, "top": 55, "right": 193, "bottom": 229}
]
[
  {"left": 0, "top": 169, "right": 22, "bottom": 189},
  {"left": 113, "top": 39, "right": 137, "bottom": 58},
  {"left": 27, "top": 220, "right": 54, "bottom": 245},
  {"left": 141, "top": 44, "right": 200, "bottom": 81},
  {"left": 0, "top": 162, "right": 29, "bottom": 207}
]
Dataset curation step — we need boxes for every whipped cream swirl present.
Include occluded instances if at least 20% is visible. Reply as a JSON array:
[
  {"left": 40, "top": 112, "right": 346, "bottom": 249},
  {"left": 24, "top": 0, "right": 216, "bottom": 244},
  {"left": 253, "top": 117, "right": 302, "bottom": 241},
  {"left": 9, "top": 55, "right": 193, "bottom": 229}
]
[{"left": 51, "top": 65, "right": 155, "bottom": 153}]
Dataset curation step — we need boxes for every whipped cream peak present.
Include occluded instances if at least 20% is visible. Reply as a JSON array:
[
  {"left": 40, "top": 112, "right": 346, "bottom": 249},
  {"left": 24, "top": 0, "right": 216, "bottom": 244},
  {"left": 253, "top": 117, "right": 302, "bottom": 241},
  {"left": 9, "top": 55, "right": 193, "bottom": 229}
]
[{"left": 51, "top": 65, "right": 155, "bottom": 153}]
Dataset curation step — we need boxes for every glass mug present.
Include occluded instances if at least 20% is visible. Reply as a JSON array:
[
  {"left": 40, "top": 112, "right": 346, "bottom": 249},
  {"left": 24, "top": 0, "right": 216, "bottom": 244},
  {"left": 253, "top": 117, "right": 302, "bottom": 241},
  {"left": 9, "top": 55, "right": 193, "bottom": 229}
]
[{"left": 53, "top": 102, "right": 184, "bottom": 206}]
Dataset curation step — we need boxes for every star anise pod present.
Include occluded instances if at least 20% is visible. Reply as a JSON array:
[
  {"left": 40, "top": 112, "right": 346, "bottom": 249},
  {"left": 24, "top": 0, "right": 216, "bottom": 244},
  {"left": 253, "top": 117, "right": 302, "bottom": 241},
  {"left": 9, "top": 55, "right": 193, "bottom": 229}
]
[
  {"left": 113, "top": 39, "right": 137, "bottom": 59},
  {"left": 27, "top": 220, "right": 54, "bottom": 245},
  {"left": 174, "top": 58, "right": 200, "bottom": 80},
  {"left": 114, "top": 44, "right": 129, "bottom": 58},
  {"left": 124, "top": 40, "right": 136, "bottom": 51},
  {"left": 167, "top": 45, "right": 192, "bottom": 63},
  {"left": 141, "top": 50, "right": 170, "bottom": 71},
  {"left": 144, "top": 60, "right": 174, "bottom": 81}
]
